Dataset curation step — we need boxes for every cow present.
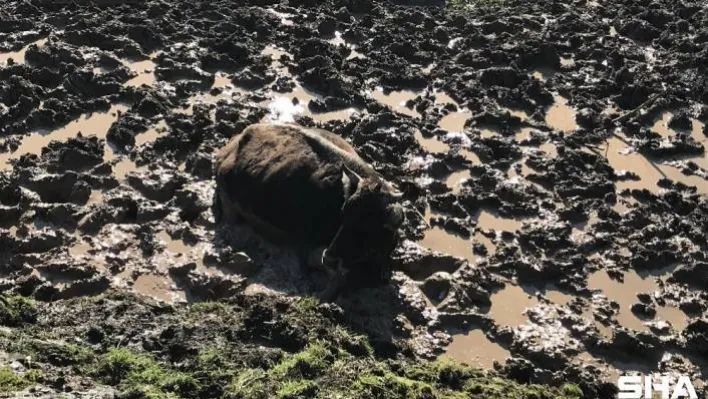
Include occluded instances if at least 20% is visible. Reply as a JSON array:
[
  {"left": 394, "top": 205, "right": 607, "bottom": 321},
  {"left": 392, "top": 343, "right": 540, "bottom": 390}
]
[{"left": 214, "top": 123, "right": 404, "bottom": 300}]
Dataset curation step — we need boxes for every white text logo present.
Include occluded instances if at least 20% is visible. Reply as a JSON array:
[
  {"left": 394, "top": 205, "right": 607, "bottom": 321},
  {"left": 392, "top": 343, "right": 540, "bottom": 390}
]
[{"left": 618, "top": 375, "right": 698, "bottom": 399}]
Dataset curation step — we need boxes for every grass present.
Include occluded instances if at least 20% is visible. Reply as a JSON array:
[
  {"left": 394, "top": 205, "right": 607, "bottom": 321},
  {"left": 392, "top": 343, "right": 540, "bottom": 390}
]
[
  {"left": 93, "top": 348, "right": 199, "bottom": 398},
  {"left": 0, "top": 366, "right": 41, "bottom": 394},
  {"left": 0, "top": 295, "right": 38, "bottom": 326},
  {"left": 0, "top": 293, "right": 585, "bottom": 399}
]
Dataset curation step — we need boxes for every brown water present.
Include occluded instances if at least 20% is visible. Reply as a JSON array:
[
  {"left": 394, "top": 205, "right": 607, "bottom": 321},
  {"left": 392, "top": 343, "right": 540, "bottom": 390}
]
[
  {"left": 69, "top": 240, "right": 92, "bottom": 257},
  {"left": 124, "top": 59, "right": 157, "bottom": 87},
  {"left": 474, "top": 232, "right": 496, "bottom": 256},
  {"left": 134, "top": 120, "right": 168, "bottom": 147},
  {"left": 212, "top": 72, "right": 232, "bottom": 89},
  {"left": 546, "top": 95, "right": 578, "bottom": 133},
  {"left": 438, "top": 111, "right": 470, "bottom": 132},
  {"left": 414, "top": 129, "right": 449, "bottom": 153},
  {"left": 0, "top": 38, "right": 47, "bottom": 65},
  {"left": 587, "top": 270, "right": 688, "bottom": 332},
  {"left": 480, "top": 127, "right": 499, "bottom": 138},
  {"left": 445, "top": 170, "right": 472, "bottom": 194},
  {"left": 460, "top": 149, "right": 482, "bottom": 164},
  {"left": 444, "top": 329, "right": 511, "bottom": 368},
  {"left": 87, "top": 190, "right": 104, "bottom": 205},
  {"left": 539, "top": 142, "right": 558, "bottom": 158},
  {"left": 260, "top": 45, "right": 358, "bottom": 122},
  {"left": 543, "top": 285, "right": 575, "bottom": 305},
  {"left": 605, "top": 137, "right": 708, "bottom": 195},
  {"left": 532, "top": 68, "right": 557, "bottom": 81},
  {"left": 507, "top": 108, "right": 530, "bottom": 121},
  {"left": 112, "top": 158, "right": 141, "bottom": 181},
  {"left": 371, "top": 88, "right": 421, "bottom": 118},
  {"left": 0, "top": 104, "right": 129, "bottom": 170},
  {"left": 650, "top": 112, "right": 707, "bottom": 169},
  {"left": 476, "top": 209, "right": 523, "bottom": 232},
  {"left": 133, "top": 274, "right": 185, "bottom": 303},
  {"left": 489, "top": 283, "right": 539, "bottom": 327},
  {"left": 419, "top": 226, "right": 475, "bottom": 263},
  {"left": 157, "top": 231, "right": 193, "bottom": 254}
]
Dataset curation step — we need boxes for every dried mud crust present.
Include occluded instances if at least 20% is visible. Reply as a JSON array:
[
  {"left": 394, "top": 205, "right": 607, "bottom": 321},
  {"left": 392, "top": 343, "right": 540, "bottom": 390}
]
[{"left": 0, "top": 0, "right": 707, "bottom": 397}]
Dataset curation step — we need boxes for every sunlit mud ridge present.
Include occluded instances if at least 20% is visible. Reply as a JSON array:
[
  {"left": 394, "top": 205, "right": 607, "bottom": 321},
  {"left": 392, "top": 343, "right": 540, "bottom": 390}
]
[{"left": 0, "top": 0, "right": 707, "bottom": 397}]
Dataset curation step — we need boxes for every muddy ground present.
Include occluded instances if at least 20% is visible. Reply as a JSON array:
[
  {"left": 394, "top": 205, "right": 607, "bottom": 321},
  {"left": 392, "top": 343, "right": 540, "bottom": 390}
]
[{"left": 0, "top": 0, "right": 707, "bottom": 397}]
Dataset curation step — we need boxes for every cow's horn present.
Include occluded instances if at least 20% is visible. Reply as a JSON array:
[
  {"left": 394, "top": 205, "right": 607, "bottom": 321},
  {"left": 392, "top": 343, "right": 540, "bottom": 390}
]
[{"left": 342, "top": 164, "right": 361, "bottom": 188}]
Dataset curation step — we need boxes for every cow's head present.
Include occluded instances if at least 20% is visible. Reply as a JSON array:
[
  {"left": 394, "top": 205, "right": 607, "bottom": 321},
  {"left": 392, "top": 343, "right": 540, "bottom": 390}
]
[{"left": 322, "top": 165, "right": 404, "bottom": 285}]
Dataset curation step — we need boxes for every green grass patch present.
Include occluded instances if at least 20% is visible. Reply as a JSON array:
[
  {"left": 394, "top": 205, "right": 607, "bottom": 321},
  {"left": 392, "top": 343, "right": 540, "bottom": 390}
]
[
  {"left": 271, "top": 342, "right": 331, "bottom": 379},
  {"left": 277, "top": 379, "right": 318, "bottom": 399},
  {"left": 0, "top": 295, "right": 38, "bottom": 326},
  {"left": 0, "top": 366, "right": 41, "bottom": 394},
  {"left": 94, "top": 348, "right": 199, "bottom": 397}
]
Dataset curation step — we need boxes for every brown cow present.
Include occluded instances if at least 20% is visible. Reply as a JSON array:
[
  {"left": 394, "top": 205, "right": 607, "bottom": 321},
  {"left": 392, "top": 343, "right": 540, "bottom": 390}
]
[{"left": 215, "top": 123, "right": 404, "bottom": 300}]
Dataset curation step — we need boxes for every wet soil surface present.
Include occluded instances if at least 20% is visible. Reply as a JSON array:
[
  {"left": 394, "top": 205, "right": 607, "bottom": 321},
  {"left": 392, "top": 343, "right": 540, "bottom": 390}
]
[{"left": 1, "top": 0, "right": 707, "bottom": 397}]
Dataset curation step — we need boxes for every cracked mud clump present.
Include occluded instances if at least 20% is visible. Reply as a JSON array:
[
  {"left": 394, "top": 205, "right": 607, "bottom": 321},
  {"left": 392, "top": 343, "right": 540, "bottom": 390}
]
[{"left": 0, "top": 0, "right": 707, "bottom": 397}]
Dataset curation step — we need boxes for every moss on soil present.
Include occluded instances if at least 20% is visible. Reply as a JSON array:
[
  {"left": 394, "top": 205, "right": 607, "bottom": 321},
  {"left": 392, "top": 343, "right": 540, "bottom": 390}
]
[{"left": 0, "top": 293, "right": 583, "bottom": 398}]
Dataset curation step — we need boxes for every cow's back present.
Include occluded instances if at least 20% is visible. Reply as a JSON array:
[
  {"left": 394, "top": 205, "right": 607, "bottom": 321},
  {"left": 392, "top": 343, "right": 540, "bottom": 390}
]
[{"left": 216, "top": 123, "right": 355, "bottom": 246}]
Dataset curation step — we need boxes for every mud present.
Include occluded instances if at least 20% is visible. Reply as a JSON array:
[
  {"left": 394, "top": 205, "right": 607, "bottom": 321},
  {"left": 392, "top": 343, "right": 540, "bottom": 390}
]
[{"left": 1, "top": 0, "right": 708, "bottom": 396}]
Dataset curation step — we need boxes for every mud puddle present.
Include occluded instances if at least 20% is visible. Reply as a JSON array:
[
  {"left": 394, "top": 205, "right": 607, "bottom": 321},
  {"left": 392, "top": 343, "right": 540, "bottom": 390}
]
[
  {"left": 371, "top": 88, "right": 420, "bottom": 118},
  {"left": 420, "top": 226, "right": 476, "bottom": 263},
  {"left": 605, "top": 137, "right": 708, "bottom": 195},
  {"left": 414, "top": 129, "right": 449, "bottom": 153},
  {"left": 445, "top": 170, "right": 472, "bottom": 194},
  {"left": 261, "top": 45, "right": 358, "bottom": 122},
  {"left": 651, "top": 111, "right": 706, "bottom": 144},
  {"left": 0, "top": 38, "right": 47, "bottom": 65},
  {"left": 133, "top": 274, "right": 186, "bottom": 303},
  {"left": 489, "top": 283, "right": 539, "bottom": 327},
  {"left": 134, "top": 120, "right": 168, "bottom": 147},
  {"left": 476, "top": 209, "right": 524, "bottom": 233},
  {"left": 124, "top": 59, "right": 157, "bottom": 87},
  {"left": 444, "top": 329, "right": 511, "bottom": 368},
  {"left": 112, "top": 158, "right": 142, "bottom": 181},
  {"left": 587, "top": 269, "right": 688, "bottom": 332},
  {"left": 0, "top": 104, "right": 129, "bottom": 170},
  {"left": 546, "top": 94, "right": 578, "bottom": 133}
]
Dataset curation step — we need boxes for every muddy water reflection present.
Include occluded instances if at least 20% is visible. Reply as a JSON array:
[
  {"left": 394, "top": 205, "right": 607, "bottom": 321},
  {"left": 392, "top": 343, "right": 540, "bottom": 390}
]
[
  {"left": 444, "top": 329, "right": 510, "bottom": 368},
  {"left": 261, "top": 45, "right": 357, "bottom": 122},
  {"left": 112, "top": 158, "right": 141, "bottom": 181},
  {"left": 606, "top": 137, "right": 708, "bottom": 195},
  {"left": 588, "top": 269, "right": 687, "bottom": 331},
  {"left": 0, "top": 104, "right": 128, "bottom": 170},
  {"left": 444, "top": 170, "right": 471, "bottom": 194},
  {"left": 476, "top": 210, "right": 523, "bottom": 233},
  {"left": 546, "top": 94, "right": 577, "bottom": 133},
  {"left": 438, "top": 111, "right": 470, "bottom": 132},
  {"left": 420, "top": 227, "right": 475, "bottom": 263},
  {"left": 371, "top": 88, "right": 420, "bottom": 118},
  {"left": 133, "top": 274, "right": 185, "bottom": 303},
  {"left": 125, "top": 59, "right": 156, "bottom": 87},
  {"left": 489, "top": 284, "right": 539, "bottom": 327},
  {"left": 0, "top": 38, "right": 47, "bottom": 65},
  {"left": 414, "top": 130, "right": 449, "bottom": 153},
  {"left": 135, "top": 120, "right": 168, "bottom": 147}
]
